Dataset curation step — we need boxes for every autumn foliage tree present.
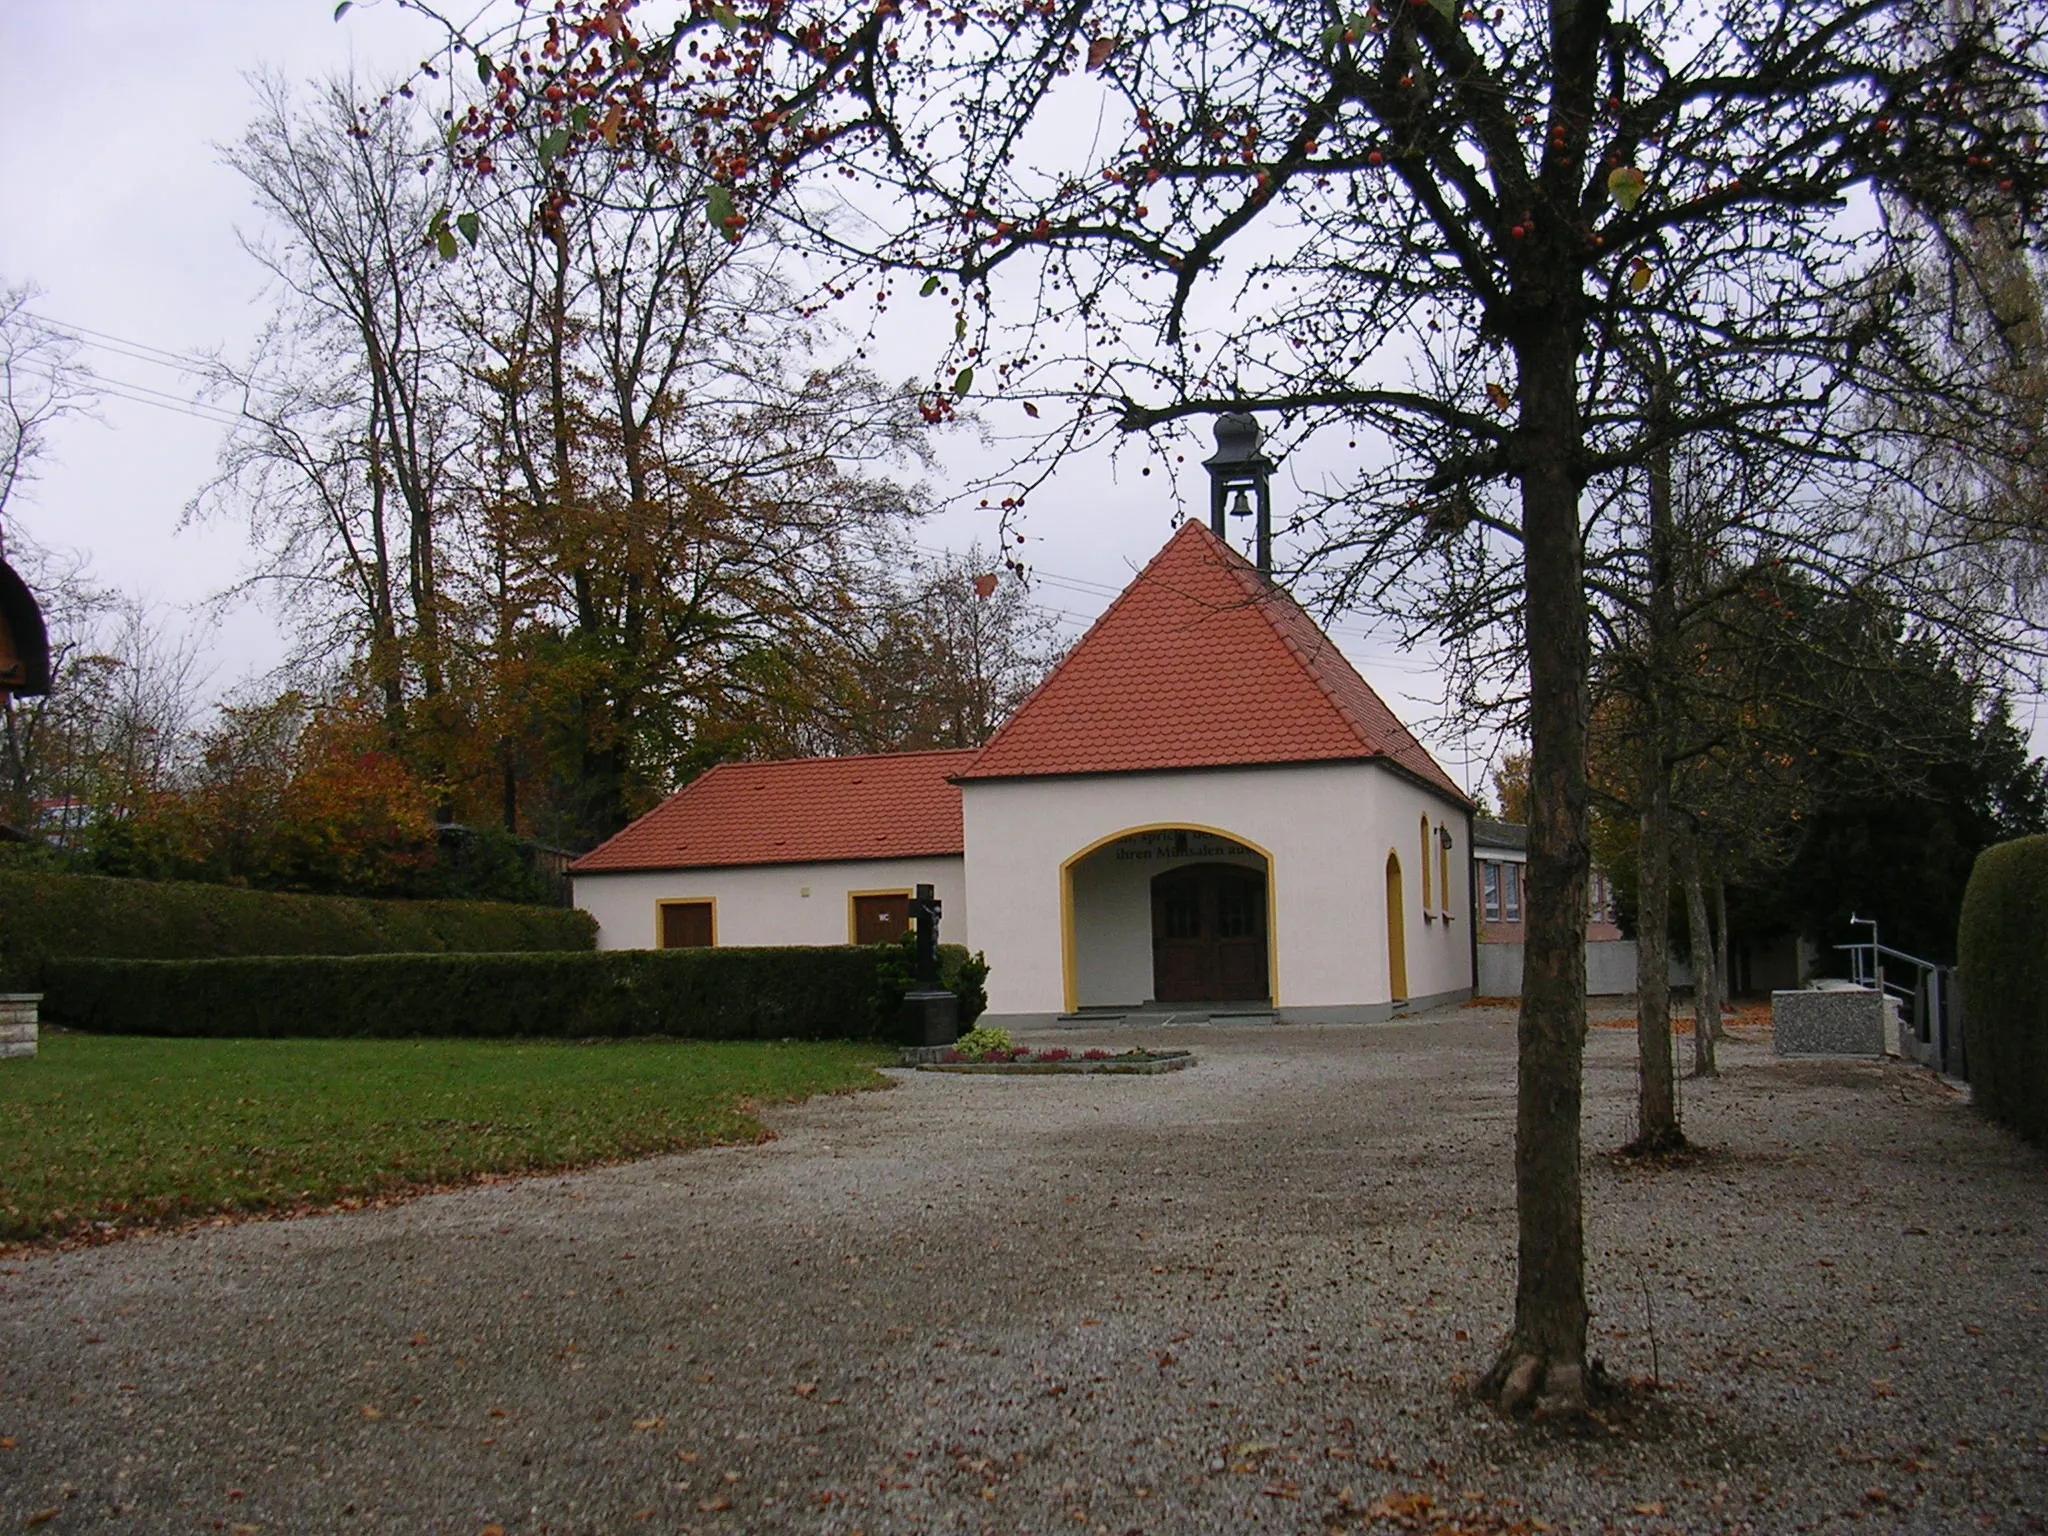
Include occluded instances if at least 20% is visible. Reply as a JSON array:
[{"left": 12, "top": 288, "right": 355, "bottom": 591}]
[
  {"left": 204, "top": 72, "right": 949, "bottom": 848},
  {"left": 400, "top": 0, "right": 2048, "bottom": 1409},
  {"left": 85, "top": 692, "right": 440, "bottom": 897}
]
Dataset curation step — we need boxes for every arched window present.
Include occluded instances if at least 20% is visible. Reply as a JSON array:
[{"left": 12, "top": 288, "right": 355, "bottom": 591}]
[{"left": 1419, "top": 816, "right": 1433, "bottom": 912}]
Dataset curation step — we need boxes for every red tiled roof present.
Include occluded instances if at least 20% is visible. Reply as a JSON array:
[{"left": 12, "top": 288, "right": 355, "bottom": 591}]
[
  {"left": 570, "top": 749, "right": 978, "bottom": 873},
  {"left": 958, "top": 520, "right": 1469, "bottom": 802}
]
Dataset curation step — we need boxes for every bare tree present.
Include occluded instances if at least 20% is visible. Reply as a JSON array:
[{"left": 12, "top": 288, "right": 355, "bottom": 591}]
[
  {"left": 202, "top": 74, "right": 461, "bottom": 741},
  {"left": 0, "top": 282, "right": 96, "bottom": 556},
  {"left": 433, "top": 0, "right": 2048, "bottom": 1412},
  {"left": 0, "top": 542, "right": 205, "bottom": 835}
]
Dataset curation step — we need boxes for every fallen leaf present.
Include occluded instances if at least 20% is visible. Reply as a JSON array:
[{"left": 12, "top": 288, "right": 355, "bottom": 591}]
[
  {"left": 0, "top": 1437, "right": 14, "bottom": 1450},
  {"left": 25, "top": 1514, "right": 59, "bottom": 1530},
  {"left": 793, "top": 1382, "right": 819, "bottom": 1398},
  {"left": 359, "top": 1405, "right": 383, "bottom": 1421},
  {"left": 1369, "top": 1490, "right": 1436, "bottom": 1519},
  {"left": 633, "top": 1416, "right": 666, "bottom": 1431},
  {"left": 696, "top": 1496, "right": 732, "bottom": 1512},
  {"left": 1870, "top": 1378, "right": 1896, "bottom": 1399},
  {"left": 1632, "top": 1501, "right": 1666, "bottom": 1516}
]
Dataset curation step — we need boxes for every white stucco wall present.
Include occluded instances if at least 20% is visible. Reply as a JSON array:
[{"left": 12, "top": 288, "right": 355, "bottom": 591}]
[
  {"left": 572, "top": 857, "right": 967, "bottom": 950},
  {"left": 960, "top": 762, "right": 1472, "bottom": 1021}
]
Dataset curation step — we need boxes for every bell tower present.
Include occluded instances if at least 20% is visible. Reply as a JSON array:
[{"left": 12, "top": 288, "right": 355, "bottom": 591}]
[{"left": 1201, "top": 412, "right": 1276, "bottom": 576}]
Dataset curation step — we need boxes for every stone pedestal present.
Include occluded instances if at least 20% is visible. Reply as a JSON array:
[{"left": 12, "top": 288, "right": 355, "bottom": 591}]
[
  {"left": 1772, "top": 987, "right": 1883, "bottom": 1057},
  {"left": 0, "top": 993, "right": 41, "bottom": 1059},
  {"left": 899, "top": 989, "right": 960, "bottom": 1048}
]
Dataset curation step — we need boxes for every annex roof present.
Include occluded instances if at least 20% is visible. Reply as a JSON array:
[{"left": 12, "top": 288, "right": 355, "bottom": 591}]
[
  {"left": 1473, "top": 818, "right": 1529, "bottom": 854},
  {"left": 957, "top": 520, "right": 1469, "bottom": 802},
  {"left": 569, "top": 748, "right": 978, "bottom": 874}
]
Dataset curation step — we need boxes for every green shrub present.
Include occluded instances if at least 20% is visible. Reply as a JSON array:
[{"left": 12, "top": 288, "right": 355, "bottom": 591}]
[
  {"left": 1957, "top": 834, "right": 2048, "bottom": 1146},
  {"left": 0, "top": 869, "right": 594, "bottom": 990},
  {"left": 952, "top": 1025, "right": 1014, "bottom": 1061},
  {"left": 42, "top": 945, "right": 919, "bottom": 1042},
  {"left": 870, "top": 934, "right": 989, "bottom": 1032}
]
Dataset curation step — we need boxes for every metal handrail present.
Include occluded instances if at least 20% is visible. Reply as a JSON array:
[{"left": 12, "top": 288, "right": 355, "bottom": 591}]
[{"left": 1833, "top": 918, "right": 1965, "bottom": 1077}]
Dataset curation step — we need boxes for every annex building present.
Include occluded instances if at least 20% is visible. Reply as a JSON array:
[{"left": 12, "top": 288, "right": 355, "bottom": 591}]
[{"left": 571, "top": 519, "right": 1477, "bottom": 1026}]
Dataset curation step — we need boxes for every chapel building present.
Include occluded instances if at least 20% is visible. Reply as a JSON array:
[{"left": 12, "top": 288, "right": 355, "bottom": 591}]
[{"left": 571, "top": 519, "right": 1477, "bottom": 1025}]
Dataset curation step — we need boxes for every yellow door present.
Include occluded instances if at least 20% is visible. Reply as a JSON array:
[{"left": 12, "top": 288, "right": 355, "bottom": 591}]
[{"left": 1385, "top": 852, "right": 1408, "bottom": 1002}]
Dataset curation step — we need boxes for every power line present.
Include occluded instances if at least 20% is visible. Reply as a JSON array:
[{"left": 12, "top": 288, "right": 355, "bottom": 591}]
[
  {"left": 12, "top": 361, "right": 242, "bottom": 431},
  {"left": 23, "top": 309, "right": 213, "bottom": 372}
]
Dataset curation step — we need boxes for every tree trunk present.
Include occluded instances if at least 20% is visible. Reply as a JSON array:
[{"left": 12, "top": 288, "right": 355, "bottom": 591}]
[
  {"left": 1713, "top": 878, "right": 1731, "bottom": 1038},
  {"left": 1633, "top": 744, "right": 1682, "bottom": 1148},
  {"left": 1481, "top": 321, "right": 1591, "bottom": 1415},
  {"left": 1683, "top": 832, "right": 1720, "bottom": 1077},
  {"left": 1629, "top": 368, "right": 1683, "bottom": 1153}
]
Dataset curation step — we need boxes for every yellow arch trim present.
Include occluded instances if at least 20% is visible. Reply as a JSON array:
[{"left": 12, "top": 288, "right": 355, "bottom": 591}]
[
  {"left": 1384, "top": 850, "right": 1408, "bottom": 1002},
  {"left": 1058, "top": 822, "right": 1279, "bottom": 1015}
]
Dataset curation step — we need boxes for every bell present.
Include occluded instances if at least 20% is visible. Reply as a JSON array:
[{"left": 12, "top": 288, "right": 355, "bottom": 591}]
[{"left": 1228, "top": 486, "right": 1254, "bottom": 519}]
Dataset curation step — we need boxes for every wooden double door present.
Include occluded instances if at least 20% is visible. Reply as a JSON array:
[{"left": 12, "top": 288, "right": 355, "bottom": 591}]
[{"left": 1151, "top": 862, "right": 1269, "bottom": 1004}]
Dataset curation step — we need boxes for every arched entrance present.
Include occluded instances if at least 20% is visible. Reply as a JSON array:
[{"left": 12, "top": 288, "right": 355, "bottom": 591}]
[
  {"left": 1385, "top": 851, "right": 1409, "bottom": 1002},
  {"left": 1060, "top": 825, "right": 1275, "bottom": 1012},
  {"left": 1151, "top": 862, "right": 1269, "bottom": 1003}
]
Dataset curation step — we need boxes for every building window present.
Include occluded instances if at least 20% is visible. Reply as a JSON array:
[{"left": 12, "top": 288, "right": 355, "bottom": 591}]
[
  {"left": 1419, "top": 817, "right": 1433, "bottom": 912},
  {"left": 658, "top": 899, "right": 715, "bottom": 949},
  {"left": 1589, "top": 871, "right": 1613, "bottom": 925},
  {"left": 1482, "top": 861, "right": 1501, "bottom": 922},
  {"left": 1503, "top": 862, "right": 1522, "bottom": 923},
  {"left": 1438, "top": 830, "right": 1451, "bottom": 916}
]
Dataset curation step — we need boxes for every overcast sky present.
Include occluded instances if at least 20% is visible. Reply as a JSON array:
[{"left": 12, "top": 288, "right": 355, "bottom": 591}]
[{"left": 5, "top": 3, "right": 2036, "bottom": 796}]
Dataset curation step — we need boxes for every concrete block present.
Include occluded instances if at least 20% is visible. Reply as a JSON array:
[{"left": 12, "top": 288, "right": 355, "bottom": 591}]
[
  {"left": 0, "top": 994, "right": 38, "bottom": 1060},
  {"left": 1773, "top": 987, "right": 1884, "bottom": 1057}
]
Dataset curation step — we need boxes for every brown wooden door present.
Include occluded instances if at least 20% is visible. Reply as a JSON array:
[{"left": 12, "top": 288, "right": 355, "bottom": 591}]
[
  {"left": 852, "top": 893, "right": 911, "bottom": 946},
  {"left": 1151, "top": 863, "right": 1268, "bottom": 1003},
  {"left": 660, "top": 900, "right": 714, "bottom": 949}
]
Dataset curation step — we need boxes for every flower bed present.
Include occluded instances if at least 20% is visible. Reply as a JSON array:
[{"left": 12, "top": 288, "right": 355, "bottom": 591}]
[{"left": 902, "top": 1044, "right": 1195, "bottom": 1075}]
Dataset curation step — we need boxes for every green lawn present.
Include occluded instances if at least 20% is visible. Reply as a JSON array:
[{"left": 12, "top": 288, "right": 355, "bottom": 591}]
[{"left": 0, "top": 1032, "right": 892, "bottom": 1246}]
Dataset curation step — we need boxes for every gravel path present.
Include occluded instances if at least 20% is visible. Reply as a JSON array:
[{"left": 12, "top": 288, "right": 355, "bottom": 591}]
[{"left": 2, "top": 1009, "right": 2043, "bottom": 1535}]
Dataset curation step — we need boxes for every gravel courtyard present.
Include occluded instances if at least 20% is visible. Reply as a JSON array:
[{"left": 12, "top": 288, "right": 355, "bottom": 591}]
[{"left": 2, "top": 1009, "right": 2043, "bottom": 1535}]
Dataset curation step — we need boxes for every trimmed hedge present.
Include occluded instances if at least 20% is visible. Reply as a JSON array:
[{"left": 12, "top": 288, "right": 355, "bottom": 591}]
[
  {"left": 1957, "top": 834, "right": 2048, "bottom": 1146},
  {"left": 41, "top": 942, "right": 981, "bottom": 1043},
  {"left": 0, "top": 869, "right": 594, "bottom": 990}
]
